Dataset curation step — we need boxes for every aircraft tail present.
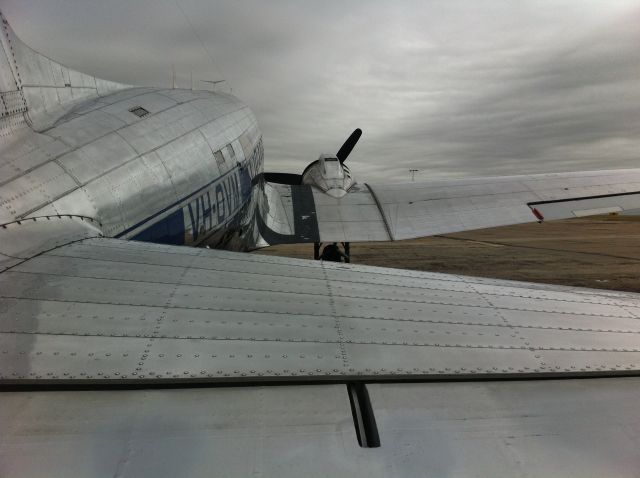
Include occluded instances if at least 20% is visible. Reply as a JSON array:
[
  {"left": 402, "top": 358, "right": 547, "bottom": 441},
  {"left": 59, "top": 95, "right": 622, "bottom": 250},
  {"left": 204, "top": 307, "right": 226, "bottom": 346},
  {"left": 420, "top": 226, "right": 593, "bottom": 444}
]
[{"left": 0, "top": 10, "right": 129, "bottom": 134}]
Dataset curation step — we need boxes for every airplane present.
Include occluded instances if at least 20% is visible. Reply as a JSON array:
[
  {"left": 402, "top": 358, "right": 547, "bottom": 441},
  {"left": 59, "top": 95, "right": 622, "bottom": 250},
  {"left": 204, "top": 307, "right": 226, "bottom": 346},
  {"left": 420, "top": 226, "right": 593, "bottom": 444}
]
[{"left": 1, "top": 9, "right": 640, "bottom": 477}]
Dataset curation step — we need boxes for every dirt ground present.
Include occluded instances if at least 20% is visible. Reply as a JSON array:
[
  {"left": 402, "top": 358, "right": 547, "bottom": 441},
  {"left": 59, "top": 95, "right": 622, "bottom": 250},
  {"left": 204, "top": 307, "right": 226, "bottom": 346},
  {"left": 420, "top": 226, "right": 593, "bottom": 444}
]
[{"left": 253, "top": 215, "right": 640, "bottom": 293}]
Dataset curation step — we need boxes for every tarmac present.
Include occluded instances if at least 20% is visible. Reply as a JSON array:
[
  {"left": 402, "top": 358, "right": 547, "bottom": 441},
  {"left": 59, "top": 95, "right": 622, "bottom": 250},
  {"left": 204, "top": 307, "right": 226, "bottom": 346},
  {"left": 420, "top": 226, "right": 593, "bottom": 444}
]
[{"left": 254, "top": 215, "right": 640, "bottom": 293}]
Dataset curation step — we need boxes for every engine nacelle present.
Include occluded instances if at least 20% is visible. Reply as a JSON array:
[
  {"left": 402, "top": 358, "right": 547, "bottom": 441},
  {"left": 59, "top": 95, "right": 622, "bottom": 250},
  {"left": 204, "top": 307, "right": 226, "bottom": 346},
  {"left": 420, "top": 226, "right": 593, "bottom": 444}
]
[{"left": 301, "top": 154, "right": 355, "bottom": 198}]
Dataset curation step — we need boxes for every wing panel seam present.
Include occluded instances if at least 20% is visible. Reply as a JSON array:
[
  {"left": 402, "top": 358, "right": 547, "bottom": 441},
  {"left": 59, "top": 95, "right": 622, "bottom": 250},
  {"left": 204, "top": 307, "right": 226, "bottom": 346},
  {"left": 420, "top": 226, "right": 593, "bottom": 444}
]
[{"left": 364, "top": 183, "right": 393, "bottom": 240}]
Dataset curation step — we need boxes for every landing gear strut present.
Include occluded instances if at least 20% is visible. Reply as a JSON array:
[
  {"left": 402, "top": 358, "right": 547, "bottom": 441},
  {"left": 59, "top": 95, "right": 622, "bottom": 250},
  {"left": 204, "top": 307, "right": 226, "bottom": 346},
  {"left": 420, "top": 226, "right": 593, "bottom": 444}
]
[{"left": 343, "top": 242, "right": 350, "bottom": 263}]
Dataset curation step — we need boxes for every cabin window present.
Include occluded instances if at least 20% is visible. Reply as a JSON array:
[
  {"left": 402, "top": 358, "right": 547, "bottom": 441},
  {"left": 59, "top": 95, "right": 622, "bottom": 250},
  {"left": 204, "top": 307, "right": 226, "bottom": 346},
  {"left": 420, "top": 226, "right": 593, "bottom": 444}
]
[
  {"left": 226, "top": 144, "right": 236, "bottom": 159},
  {"left": 128, "top": 106, "right": 149, "bottom": 118},
  {"left": 214, "top": 151, "right": 225, "bottom": 167}
]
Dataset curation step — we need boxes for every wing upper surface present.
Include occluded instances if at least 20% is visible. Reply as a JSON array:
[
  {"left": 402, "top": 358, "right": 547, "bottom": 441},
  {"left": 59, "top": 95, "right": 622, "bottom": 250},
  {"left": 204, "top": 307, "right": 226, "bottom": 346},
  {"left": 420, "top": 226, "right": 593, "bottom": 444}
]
[
  {"left": 261, "top": 168, "right": 640, "bottom": 243},
  {"left": 1, "top": 237, "right": 640, "bottom": 385}
]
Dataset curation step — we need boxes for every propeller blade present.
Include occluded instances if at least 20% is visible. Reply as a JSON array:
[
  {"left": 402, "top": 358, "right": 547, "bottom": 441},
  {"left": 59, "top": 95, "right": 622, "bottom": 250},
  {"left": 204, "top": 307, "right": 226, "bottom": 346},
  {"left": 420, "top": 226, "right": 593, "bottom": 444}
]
[{"left": 336, "top": 128, "right": 362, "bottom": 163}]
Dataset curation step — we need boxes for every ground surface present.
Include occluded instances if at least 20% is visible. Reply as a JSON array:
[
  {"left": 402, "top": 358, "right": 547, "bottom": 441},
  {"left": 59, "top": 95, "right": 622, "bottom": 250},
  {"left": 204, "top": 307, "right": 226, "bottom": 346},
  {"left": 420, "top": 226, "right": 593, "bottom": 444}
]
[{"left": 253, "top": 215, "right": 640, "bottom": 293}]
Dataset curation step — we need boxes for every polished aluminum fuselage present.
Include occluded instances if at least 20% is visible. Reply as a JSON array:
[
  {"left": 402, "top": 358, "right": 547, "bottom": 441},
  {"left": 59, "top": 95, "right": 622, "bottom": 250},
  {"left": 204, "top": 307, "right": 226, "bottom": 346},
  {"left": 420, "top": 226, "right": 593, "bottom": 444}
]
[
  {"left": 0, "top": 9, "right": 271, "bottom": 250},
  {"left": 1, "top": 87, "right": 265, "bottom": 251}
]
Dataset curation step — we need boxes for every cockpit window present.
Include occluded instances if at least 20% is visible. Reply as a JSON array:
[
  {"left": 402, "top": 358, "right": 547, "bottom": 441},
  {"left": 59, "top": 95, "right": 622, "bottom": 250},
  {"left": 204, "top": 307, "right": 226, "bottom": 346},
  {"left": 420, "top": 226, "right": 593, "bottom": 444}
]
[
  {"left": 226, "top": 144, "right": 236, "bottom": 159},
  {"left": 214, "top": 151, "right": 225, "bottom": 167}
]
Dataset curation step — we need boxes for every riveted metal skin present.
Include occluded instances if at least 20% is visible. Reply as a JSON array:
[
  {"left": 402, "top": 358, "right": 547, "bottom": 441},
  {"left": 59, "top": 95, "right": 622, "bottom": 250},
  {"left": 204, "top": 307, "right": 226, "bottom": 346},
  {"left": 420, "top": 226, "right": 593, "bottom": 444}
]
[{"left": 2, "top": 237, "right": 640, "bottom": 385}]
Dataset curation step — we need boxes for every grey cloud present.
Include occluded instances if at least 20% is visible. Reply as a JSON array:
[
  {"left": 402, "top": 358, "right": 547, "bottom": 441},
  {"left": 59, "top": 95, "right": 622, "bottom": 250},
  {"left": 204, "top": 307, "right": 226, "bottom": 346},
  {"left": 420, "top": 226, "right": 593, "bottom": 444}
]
[{"left": 4, "top": 0, "right": 640, "bottom": 182}]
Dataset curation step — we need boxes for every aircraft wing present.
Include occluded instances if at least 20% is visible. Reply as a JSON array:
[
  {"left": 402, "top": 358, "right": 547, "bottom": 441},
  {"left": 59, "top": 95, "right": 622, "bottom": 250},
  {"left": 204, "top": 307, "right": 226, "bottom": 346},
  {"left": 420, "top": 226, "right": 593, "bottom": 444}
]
[
  {"left": 3, "top": 235, "right": 640, "bottom": 385},
  {"left": 259, "top": 168, "right": 640, "bottom": 243},
  {"left": 2, "top": 235, "right": 640, "bottom": 475},
  {"left": 2, "top": 234, "right": 640, "bottom": 475}
]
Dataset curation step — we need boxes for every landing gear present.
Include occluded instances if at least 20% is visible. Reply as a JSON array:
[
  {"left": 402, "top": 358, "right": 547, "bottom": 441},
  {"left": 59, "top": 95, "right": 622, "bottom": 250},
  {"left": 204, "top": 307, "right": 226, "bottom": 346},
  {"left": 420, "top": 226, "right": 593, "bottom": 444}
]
[
  {"left": 343, "top": 242, "right": 350, "bottom": 263},
  {"left": 314, "top": 242, "right": 350, "bottom": 263}
]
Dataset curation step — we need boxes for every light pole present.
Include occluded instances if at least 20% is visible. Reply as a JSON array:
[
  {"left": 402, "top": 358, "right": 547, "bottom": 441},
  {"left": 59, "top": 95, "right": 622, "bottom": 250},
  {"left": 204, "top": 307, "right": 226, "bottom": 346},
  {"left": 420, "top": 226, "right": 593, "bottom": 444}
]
[{"left": 409, "top": 169, "right": 419, "bottom": 181}]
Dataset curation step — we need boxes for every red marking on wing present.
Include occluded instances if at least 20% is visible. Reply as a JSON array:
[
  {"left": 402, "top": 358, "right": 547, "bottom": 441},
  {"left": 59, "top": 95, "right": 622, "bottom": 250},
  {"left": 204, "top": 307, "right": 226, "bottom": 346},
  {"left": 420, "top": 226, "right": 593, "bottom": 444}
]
[{"left": 532, "top": 207, "right": 544, "bottom": 221}]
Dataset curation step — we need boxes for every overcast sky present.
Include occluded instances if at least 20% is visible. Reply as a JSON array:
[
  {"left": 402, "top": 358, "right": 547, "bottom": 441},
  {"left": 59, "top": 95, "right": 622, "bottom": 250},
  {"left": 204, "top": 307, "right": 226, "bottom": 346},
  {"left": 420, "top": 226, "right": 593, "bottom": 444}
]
[{"left": 3, "top": 0, "right": 640, "bottom": 182}]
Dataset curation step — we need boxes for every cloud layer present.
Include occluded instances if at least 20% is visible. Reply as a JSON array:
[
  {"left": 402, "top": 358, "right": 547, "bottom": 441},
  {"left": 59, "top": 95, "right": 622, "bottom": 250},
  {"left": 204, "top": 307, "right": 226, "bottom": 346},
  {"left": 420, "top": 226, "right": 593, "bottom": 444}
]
[{"left": 5, "top": 0, "right": 640, "bottom": 182}]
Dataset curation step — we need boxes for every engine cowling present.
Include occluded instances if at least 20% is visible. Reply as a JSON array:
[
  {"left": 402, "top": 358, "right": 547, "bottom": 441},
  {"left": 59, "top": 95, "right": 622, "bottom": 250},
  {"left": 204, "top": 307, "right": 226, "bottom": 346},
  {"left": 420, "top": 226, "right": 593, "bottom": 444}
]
[
  {"left": 263, "top": 128, "right": 362, "bottom": 197},
  {"left": 301, "top": 154, "right": 355, "bottom": 198}
]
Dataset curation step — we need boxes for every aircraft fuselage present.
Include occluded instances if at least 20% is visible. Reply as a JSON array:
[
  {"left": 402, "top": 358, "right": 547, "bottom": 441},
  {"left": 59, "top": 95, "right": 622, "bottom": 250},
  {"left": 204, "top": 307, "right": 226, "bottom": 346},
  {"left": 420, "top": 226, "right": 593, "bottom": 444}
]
[{"left": 1, "top": 87, "right": 266, "bottom": 251}]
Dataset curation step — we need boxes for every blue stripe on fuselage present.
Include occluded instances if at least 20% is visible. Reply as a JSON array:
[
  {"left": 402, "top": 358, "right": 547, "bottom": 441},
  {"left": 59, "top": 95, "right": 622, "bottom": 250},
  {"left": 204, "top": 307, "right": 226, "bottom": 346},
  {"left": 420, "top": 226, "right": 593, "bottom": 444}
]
[
  {"left": 125, "top": 139, "right": 263, "bottom": 245},
  {"left": 187, "top": 170, "right": 244, "bottom": 241},
  {"left": 131, "top": 208, "right": 185, "bottom": 245}
]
